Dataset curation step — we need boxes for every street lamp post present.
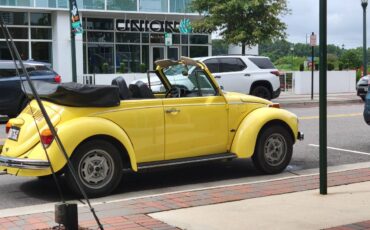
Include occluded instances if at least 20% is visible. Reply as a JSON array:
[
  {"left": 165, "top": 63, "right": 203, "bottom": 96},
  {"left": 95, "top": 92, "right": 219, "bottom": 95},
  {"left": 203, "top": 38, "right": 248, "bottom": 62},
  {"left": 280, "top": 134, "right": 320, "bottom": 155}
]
[{"left": 362, "top": 0, "right": 368, "bottom": 76}]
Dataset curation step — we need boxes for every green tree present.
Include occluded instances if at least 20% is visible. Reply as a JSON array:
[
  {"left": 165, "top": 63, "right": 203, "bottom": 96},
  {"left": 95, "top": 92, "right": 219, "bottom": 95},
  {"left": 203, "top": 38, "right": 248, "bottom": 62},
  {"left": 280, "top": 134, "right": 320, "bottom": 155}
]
[
  {"left": 340, "top": 49, "right": 362, "bottom": 69},
  {"left": 212, "top": 39, "right": 229, "bottom": 55},
  {"left": 191, "top": 0, "right": 289, "bottom": 55}
]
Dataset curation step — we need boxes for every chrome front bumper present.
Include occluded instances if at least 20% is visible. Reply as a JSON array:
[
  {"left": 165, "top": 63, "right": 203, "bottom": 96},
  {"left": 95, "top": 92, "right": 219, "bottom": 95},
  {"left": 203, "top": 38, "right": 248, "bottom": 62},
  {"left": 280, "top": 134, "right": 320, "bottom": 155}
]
[{"left": 0, "top": 155, "right": 50, "bottom": 170}]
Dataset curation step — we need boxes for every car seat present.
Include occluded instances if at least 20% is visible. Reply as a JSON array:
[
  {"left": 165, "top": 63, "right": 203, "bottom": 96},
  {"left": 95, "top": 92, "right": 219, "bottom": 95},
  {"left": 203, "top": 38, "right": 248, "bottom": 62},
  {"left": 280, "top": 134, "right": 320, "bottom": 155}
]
[
  {"left": 111, "top": 77, "right": 131, "bottom": 100},
  {"left": 129, "top": 81, "right": 155, "bottom": 99}
]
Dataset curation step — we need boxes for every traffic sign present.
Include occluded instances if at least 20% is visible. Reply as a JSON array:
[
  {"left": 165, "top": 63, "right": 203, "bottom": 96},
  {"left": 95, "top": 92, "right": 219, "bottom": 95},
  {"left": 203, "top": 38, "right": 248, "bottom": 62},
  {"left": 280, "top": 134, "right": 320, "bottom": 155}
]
[
  {"left": 310, "top": 33, "right": 317, "bottom": 47},
  {"left": 165, "top": 33, "right": 173, "bottom": 46}
]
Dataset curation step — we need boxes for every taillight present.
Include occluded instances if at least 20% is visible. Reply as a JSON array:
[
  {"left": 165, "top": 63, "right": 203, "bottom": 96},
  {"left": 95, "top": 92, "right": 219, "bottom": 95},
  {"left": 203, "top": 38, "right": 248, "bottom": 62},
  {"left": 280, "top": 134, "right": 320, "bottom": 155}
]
[
  {"left": 54, "top": 75, "right": 61, "bottom": 83},
  {"left": 40, "top": 129, "right": 54, "bottom": 147},
  {"left": 268, "top": 103, "right": 281, "bottom": 108},
  {"left": 5, "top": 122, "right": 11, "bottom": 134},
  {"left": 271, "top": 71, "right": 280, "bottom": 77}
]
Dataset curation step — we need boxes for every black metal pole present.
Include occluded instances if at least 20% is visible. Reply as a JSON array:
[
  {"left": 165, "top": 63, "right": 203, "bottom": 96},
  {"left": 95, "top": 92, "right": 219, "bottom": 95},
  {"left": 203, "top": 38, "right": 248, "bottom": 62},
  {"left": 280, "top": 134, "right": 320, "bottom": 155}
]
[
  {"left": 319, "top": 0, "right": 327, "bottom": 195},
  {"left": 363, "top": 1, "right": 368, "bottom": 76},
  {"left": 311, "top": 45, "right": 314, "bottom": 100},
  {"left": 69, "top": 0, "right": 77, "bottom": 83}
]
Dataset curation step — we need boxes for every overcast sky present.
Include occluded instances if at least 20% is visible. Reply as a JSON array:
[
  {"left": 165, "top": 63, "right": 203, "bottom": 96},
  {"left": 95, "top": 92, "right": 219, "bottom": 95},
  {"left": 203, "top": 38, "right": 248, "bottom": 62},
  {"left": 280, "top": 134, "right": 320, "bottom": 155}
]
[{"left": 283, "top": 0, "right": 366, "bottom": 48}]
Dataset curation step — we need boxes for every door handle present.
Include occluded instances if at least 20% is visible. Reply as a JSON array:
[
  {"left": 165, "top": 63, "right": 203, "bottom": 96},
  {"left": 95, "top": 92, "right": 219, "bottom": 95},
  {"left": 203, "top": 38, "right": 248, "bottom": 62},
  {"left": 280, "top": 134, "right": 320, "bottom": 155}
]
[
  {"left": 244, "top": 74, "right": 251, "bottom": 77},
  {"left": 165, "top": 108, "right": 180, "bottom": 114},
  {"left": 214, "top": 75, "right": 221, "bottom": 79}
]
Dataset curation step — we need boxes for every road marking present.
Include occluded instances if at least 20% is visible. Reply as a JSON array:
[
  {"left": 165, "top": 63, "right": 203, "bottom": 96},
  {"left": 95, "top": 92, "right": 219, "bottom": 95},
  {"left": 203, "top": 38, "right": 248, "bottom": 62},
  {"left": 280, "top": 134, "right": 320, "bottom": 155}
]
[
  {"left": 300, "top": 113, "right": 362, "bottom": 120},
  {"left": 309, "top": 144, "right": 370, "bottom": 156}
]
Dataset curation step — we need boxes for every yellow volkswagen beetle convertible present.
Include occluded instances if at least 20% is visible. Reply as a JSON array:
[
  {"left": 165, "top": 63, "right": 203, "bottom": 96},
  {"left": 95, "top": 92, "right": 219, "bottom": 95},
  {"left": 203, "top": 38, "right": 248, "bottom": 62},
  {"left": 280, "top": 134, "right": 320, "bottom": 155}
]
[{"left": 0, "top": 57, "right": 303, "bottom": 197}]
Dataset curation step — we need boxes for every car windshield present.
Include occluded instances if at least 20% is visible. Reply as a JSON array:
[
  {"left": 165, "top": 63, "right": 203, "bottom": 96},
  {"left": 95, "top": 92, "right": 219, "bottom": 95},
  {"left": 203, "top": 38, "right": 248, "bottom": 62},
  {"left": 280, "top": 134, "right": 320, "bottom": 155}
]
[{"left": 162, "top": 63, "right": 216, "bottom": 96}]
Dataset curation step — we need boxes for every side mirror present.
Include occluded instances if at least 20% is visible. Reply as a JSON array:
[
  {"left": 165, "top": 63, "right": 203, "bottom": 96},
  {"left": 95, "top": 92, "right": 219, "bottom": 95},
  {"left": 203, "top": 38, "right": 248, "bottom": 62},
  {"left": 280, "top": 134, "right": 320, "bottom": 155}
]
[{"left": 220, "top": 85, "right": 224, "bottom": 90}]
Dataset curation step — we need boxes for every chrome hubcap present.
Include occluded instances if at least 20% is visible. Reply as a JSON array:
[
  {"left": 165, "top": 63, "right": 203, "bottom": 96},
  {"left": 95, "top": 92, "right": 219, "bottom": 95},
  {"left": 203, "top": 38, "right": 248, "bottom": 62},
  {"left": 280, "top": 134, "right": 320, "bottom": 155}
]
[
  {"left": 264, "top": 133, "right": 287, "bottom": 167},
  {"left": 78, "top": 149, "right": 114, "bottom": 189}
]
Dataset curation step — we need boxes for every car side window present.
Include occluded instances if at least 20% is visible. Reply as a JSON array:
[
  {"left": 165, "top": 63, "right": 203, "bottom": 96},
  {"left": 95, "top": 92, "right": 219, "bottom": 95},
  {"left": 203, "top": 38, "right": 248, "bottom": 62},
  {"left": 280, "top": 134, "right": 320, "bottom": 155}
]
[
  {"left": 203, "top": 58, "right": 220, "bottom": 73},
  {"left": 0, "top": 69, "right": 17, "bottom": 78},
  {"left": 219, "top": 58, "right": 247, "bottom": 72}
]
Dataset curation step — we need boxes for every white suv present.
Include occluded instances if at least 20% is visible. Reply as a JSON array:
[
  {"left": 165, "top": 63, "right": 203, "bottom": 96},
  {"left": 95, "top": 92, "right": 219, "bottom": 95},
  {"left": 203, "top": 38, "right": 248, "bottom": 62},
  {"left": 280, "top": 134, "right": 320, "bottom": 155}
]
[{"left": 196, "top": 56, "right": 281, "bottom": 100}]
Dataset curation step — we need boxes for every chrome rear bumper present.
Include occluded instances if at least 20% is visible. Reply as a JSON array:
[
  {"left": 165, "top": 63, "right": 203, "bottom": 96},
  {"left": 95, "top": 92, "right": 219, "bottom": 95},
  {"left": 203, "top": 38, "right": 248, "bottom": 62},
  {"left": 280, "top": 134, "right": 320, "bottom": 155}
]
[{"left": 0, "top": 155, "right": 50, "bottom": 170}]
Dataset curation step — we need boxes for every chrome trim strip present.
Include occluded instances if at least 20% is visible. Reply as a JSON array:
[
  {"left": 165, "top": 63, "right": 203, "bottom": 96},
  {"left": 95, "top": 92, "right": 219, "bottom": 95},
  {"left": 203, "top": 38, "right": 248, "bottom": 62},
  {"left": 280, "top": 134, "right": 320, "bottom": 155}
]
[
  {"left": 0, "top": 156, "right": 50, "bottom": 170},
  {"left": 138, "top": 153, "right": 237, "bottom": 170}
]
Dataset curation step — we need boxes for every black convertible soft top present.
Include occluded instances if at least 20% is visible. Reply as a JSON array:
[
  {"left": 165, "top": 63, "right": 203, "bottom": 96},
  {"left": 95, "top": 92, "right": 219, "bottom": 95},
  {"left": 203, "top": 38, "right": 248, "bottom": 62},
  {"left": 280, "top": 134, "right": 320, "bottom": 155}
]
[{"left": 23, "top": 81, "right": 120, "bottom": 107}]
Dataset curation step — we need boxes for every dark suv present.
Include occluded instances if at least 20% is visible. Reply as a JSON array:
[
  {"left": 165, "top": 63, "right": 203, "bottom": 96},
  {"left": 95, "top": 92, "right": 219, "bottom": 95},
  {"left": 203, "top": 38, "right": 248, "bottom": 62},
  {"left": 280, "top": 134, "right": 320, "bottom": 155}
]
[{"left": 0, "top": 60, "right": 61, "bottom": 117}]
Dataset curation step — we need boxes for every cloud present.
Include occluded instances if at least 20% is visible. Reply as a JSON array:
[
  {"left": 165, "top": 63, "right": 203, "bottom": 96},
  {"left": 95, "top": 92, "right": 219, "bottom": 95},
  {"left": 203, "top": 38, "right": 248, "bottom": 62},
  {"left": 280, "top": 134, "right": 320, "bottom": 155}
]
[{"left": 284, "top": 0, "right": 366, "bottom": 48}]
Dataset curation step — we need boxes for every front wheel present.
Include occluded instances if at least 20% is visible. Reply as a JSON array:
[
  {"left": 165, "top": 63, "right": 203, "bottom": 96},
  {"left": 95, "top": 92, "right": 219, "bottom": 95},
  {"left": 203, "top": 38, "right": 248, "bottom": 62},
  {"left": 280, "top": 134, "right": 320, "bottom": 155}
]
[
  {"left": 252, "top": 125, "right": 293, "bottom": 174},
  {"left": 65, "top": 140, "right": 123, "bottom": 197}
]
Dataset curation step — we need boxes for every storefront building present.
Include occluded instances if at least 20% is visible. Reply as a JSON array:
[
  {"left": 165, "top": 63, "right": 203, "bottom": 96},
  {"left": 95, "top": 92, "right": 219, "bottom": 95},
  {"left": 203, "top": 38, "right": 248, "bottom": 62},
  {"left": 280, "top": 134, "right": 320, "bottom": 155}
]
[{"left": 0, "top": 0, "right": 209, "bottom": 82}]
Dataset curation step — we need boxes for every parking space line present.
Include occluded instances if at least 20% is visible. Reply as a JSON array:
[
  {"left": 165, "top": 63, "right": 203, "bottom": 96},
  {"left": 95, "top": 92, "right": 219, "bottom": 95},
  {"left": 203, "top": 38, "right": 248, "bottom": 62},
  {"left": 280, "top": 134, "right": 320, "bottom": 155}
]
[
  {"left": 309, "top": 144, "right": 370, "bottom": 156},
  {"left": 300, "top": 113, "right": 362, "bottom": 120}
]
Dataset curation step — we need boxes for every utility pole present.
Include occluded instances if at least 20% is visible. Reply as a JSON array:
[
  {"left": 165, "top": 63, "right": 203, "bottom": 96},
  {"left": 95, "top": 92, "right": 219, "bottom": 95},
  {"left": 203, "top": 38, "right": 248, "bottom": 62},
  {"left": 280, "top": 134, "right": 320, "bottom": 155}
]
[
  {"left": 310, "top": 32, "right": 317, "bottom": 100},
  {"left": 319, "top": 0, "right": 328, "bottom": 195},
  {"left": 362, "top": 0, "right": 368, "bottom": 76}
]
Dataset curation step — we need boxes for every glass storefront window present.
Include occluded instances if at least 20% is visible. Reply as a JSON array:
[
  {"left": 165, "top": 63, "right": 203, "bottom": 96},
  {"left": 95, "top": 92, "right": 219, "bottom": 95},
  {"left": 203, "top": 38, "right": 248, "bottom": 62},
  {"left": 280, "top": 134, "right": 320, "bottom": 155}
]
[
  {"left": 0, "top": 27, "right": 28, "bottom": 39},
  {"left": 116, "top": 33, "right": 140, "bottom": 43},
  {"left": 190, "top": 46, "right": 208, "bottom": 57},
  {"left": 35, "top": 0, "right": 57, "bottom": 8},
  {"left": 57, "top": 0, "right": 68, "bottom": 8},
  {"left": 80, "top": 0, "right": 105, "bottom": 10},
  {"left": 87, "top": 31, "right": 114, "bottom": 42},
  {"left": 182, "top": 46, "right": 188, "bottom": 57},
  {"left": 0, "top": 12, "right": 28, "bottom": 25},
  {"left": 181, "top": 35, "right": 189, "bottom": 44},
  {"left": 116, "top": 45, "right": 141, "bottom": 73},
  {"left": 150, "top": 33, "right": 164, "bottom": 43},
  {"left": 170, "top": 0, "right": 192, "bottom": 13},
  {"left": 88, "top": 44, "right": 114, "bottom": 73},
  {"left": 0, "top": 0, "right": 31, "bottom": 6},
  {"left": 31, "top": 28, "right": 52, "bottom": 40},
  {"left": 0, "top": 41, "right": 28, "bottom": 60},
  {"left": 173, "top": 34, "right": 180, "bottom": 44},
  {"left": 107, "top": 0, "right": 137, "bottom": 11},
  {"left": 190, "top": 35, "right": 209, "bottom": 44},
  {"left": 142, "top": 33, "right": 149, "bottom": 43},
  {"left": 140, "top": 0, "right": 168, "bottom": 12},
  {"left": 32, "top": 42, "right": 52, "bottom": 63},
  {"left": 86, "top": 18, "right": 114, "bottom": 30},
  {"left": 31, "top": 13, "right": 51, "bottom": 26},
  {"left": 142, "top": 45, "right": 149, "bottom": 72}
]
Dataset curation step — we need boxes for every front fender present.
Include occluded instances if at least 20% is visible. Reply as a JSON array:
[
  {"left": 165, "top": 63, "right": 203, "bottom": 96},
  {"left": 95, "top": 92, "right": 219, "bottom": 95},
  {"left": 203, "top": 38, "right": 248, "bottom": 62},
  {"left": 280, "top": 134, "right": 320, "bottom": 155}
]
[
  {"left": 17, "top": 117, "right": 137, "bottom": 176},
  {"left": 231, "top": 107, "right": 298, "bottom": 158}
]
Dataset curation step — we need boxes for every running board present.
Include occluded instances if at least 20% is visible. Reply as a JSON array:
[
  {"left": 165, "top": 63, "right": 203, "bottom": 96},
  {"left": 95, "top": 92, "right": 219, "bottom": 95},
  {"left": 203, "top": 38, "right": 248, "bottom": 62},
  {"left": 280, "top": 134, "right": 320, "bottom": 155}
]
[{"left": 137, "top": 153, "right": 237, "bottom": 170}]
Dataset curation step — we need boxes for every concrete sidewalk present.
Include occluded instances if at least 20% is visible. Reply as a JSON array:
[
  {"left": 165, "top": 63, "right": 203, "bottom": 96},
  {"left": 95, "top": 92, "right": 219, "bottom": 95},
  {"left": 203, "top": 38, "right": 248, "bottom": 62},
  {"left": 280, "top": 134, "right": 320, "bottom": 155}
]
[
  {"left": 273, "top": 92, "right": 362, "bottom": 107},
  {"left": 2, "top": 165, "right": 370, "bottom": 229}
]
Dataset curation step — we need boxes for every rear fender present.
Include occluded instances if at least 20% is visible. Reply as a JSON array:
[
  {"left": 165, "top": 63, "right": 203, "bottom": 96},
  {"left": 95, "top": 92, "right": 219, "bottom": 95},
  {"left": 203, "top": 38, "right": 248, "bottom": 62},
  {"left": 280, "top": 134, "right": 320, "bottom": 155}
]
[
  {"left": 17, "top": 117, "right": 137, "bottom": 176},
  {"left": 231, "top": 107, "right": 298, "bottom": 158}
]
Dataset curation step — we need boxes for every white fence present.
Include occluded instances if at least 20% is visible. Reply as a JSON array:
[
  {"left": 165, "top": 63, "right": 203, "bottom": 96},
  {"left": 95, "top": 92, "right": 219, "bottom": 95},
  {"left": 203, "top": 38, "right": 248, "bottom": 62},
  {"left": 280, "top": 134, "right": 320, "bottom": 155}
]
[{"left": 293, "top": 71, "right": 356, "bottom": 94}]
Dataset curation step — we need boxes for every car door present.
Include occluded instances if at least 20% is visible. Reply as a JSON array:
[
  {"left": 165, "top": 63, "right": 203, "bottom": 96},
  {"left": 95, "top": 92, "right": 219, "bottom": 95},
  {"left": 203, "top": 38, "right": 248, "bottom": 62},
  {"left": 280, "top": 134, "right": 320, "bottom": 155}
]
[
  {"left": 163, "top": 70, "right": 229, "bottom": 160},
  {"left": 0, "top": 68, "right": 23, "bottom": 116},
  {"left": 206, "top": 58, "right": 250, "bottom": 94}
]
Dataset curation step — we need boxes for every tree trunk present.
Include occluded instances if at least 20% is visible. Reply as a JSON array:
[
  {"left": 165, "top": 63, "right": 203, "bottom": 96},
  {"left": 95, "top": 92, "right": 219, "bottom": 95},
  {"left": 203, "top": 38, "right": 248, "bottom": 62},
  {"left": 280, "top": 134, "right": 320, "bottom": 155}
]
[{"left": 241, "top": 42, "right": 246, "bottom": 55}]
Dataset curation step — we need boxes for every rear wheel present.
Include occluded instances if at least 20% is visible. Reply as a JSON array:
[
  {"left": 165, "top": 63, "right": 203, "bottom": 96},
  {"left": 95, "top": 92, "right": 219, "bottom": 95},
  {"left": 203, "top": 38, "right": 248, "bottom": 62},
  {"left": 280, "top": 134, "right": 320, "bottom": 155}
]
[
  {"left": 66, "top": 140, "right": 123, "bottom": 197},
  {"left": 252, "top": 125, "right": 293, "bottom": 174},
  {"left": 251, "top": 86, "right": 272, "bottom": 100}
]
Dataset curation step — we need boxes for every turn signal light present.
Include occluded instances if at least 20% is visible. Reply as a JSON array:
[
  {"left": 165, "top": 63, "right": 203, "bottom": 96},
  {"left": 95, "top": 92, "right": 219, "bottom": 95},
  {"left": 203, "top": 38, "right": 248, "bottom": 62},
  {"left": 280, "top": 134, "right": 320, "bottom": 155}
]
[
  {"left": 40, "top": 129, "right": 54, "bottom": 148},
  {"left": 5, "top": 122, "right": 11, "bottom": 134},
  {"left": 269, "top": 103, "right": 281, "bottom": 108}
]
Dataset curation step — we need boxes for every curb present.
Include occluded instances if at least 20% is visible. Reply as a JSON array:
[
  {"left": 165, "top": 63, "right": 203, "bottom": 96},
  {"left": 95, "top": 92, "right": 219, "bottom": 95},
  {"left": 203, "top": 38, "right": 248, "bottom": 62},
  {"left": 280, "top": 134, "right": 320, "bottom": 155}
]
[{"left": 278, "top": 99, "right": 362, "bottom": 108}]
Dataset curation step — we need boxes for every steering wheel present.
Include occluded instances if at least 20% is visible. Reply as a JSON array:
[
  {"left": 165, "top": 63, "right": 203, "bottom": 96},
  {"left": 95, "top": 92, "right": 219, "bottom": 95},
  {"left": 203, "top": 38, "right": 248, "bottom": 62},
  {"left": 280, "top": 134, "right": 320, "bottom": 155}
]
[{"left": 165, "top": 87, "right": 181, "bottom": 98}]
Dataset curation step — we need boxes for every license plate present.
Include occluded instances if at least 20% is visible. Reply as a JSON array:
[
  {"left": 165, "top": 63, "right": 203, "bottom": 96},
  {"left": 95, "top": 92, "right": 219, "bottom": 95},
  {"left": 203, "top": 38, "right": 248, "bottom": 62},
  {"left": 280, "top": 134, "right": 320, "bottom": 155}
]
[{"left": 7, "top": 127, "right": 20, "bottom": 141}]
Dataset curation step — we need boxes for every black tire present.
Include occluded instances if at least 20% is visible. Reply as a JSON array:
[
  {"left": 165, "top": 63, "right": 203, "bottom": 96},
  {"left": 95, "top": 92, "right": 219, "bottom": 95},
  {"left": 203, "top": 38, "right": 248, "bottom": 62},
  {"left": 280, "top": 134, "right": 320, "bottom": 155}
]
[
  {"left": 251, "top": 86, "right": 272, "bottom": 100},
  {"left": 66, "top": 140, "right": 123, "bottom": 197},
  {"left": 252, "top": 125, "right": 293, "bottom": 174}
]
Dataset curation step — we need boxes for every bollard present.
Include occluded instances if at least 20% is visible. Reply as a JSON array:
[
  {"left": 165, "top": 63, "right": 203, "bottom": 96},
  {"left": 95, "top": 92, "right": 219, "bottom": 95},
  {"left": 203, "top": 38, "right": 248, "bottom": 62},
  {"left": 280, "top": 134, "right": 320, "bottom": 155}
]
[{"left": 55, "top": 202, "right": 78, "bottom": 230}]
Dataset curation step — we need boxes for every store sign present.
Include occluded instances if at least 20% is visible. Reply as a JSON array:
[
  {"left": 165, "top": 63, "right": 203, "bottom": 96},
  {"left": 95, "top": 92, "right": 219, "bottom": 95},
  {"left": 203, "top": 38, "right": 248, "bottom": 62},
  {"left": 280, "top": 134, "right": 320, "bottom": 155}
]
[
  {"left": 70, "top": 0, "right": 83, "bottom": 34},
  {"left": 117, "top": 19, "right": 179, "bottom": 33},
  {"left": 117, "top": 18, "right": 197, "bottom": 34}
]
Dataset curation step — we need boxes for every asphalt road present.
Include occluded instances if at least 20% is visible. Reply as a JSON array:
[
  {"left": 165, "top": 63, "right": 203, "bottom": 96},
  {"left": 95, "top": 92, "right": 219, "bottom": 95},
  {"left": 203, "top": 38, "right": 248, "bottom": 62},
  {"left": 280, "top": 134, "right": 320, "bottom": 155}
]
[{"left": 0, "top": 103, "right": 369, "bottom": 210}]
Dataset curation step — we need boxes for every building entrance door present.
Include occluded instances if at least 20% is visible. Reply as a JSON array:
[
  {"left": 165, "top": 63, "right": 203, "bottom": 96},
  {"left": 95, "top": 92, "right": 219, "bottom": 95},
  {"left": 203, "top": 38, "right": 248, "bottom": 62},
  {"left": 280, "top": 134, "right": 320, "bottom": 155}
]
[{"left": 150, "top": 46, "right": 180, "bottom": 70}]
